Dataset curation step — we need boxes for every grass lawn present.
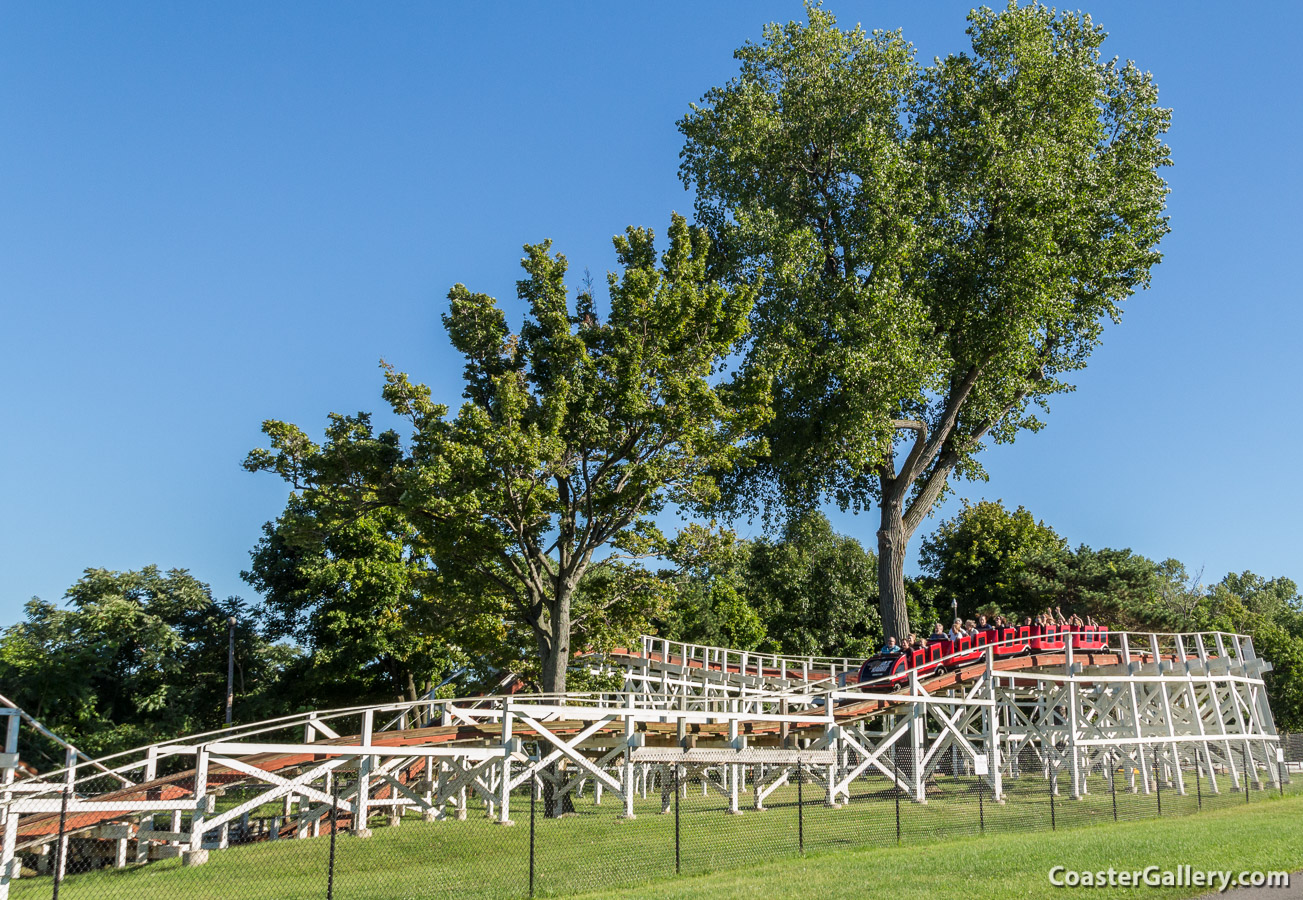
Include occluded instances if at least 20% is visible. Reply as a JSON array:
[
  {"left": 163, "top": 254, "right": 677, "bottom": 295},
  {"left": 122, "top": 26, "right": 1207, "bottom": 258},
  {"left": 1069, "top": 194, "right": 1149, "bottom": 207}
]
[
  {"left": 18, "top": 771, "right": 1301, "bottom": 900},
  {"left": 574, "top": 794, "right": 1303, "bottom": 900}
]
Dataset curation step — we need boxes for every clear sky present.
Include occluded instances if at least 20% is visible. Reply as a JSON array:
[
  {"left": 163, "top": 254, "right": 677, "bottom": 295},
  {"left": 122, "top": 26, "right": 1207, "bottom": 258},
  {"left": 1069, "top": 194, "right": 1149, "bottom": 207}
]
[{"left": 2, "top": 2, "right": 1300, "bottom": 622}]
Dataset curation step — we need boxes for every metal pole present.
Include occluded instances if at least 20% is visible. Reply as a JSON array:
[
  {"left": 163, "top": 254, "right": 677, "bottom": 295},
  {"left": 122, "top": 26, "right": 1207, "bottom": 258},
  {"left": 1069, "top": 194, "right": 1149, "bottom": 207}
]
[
  {"left": 893, "top": 752, "right": 901, "bottom": 845},
  {"left": 1281, "top": 761, "right": 1286, "bottom": 799},
  {"left": 529, "top": 773, "right": 537, "bottom": 898},
  {"left": 326, "top": 776, "right": 339, "bottom": 900},
  {"left": 1246, "top": 768, "right": 1251, "bottom": 804},
  {"left": 891, "top": 750, "right": 901, "bottom": 849},
  {"left": 225, "top": 616, "right": 236, "bottom": 727},
  {"left": 1196, "top": 764, "right": 1202, "bottom": 811},
  {"left": 673, "top": 766, "right": 680, "bottom": 875},
  {"left": 1109, "top": 754, "right": 1118, "bottom": 822},
  {"left": 978, "top": 775, "right": 984, "bottom": 834},
  {"left": 52, "top": 786, "right": 70, "bottom": 898},
  {"left": 796, "top": 759, "right": 804, "bottom": 856},
  {"left": 1155, "top": 763, "right": 1162, "bottom": 816},
  {"left": 1049, "top": 772, "right": 1056, "bottom": 831}
]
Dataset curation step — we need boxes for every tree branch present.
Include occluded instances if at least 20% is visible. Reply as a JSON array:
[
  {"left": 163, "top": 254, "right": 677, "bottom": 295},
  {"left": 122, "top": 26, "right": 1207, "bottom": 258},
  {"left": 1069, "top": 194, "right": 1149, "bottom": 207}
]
[
  {"left": 903, "top": 360, "right": 987, "bottom": 484},
  {"left": 891, "top": 418, "right": 928, "bottom": 484},
  {"left": 965, "top": 367, "right": 1045, "bottom": 449},
  {"left": 901, "top": 447, "right": 960, "bottom": 536}
]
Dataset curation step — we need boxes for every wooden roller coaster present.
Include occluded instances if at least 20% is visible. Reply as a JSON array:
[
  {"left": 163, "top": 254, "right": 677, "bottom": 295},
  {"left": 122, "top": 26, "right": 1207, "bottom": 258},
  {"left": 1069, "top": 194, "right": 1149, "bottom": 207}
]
[{"left": 0, "top": 629, "right": 1283, "bottom": 895}]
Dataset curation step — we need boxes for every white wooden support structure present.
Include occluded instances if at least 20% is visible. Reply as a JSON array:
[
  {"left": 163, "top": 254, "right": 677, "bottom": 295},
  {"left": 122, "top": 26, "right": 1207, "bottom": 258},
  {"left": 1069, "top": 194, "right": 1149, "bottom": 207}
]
[
  {"left": 1065, "top": 641, "right": 1083, "bottom": 798},
  {"left": 0, "top": 711, "right": 20, "bottom": 900},
  {"left": 622, "top": 694, "right": 637, "bottom": 819},
  {"left": 983, "top": 649, "right": 1004, "bottom": 801},
  {"left": 355, "top": 709, "right": 374, "bottom": 837},
  {"left": 0, "top": 629, "right": 1284, "bottom": 882},
  {"left": 907, "top": 669, "right": 927, "bottom": 802},
  {"left": 498, "top": 701, "right": 514, "bottom": 826}
]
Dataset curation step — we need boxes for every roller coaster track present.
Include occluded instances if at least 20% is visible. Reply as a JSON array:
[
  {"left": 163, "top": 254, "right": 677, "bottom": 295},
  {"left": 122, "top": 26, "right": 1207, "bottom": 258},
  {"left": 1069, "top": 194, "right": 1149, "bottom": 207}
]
[{"left": 0, "top": 630, "right": 1283, "bottom": 893}]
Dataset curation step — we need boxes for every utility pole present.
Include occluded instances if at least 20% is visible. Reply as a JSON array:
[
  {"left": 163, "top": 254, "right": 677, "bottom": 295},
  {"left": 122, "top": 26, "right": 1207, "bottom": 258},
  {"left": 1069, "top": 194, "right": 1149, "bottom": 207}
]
[{"left": 225, "top": 616, "right": 236, "bottom": 726}]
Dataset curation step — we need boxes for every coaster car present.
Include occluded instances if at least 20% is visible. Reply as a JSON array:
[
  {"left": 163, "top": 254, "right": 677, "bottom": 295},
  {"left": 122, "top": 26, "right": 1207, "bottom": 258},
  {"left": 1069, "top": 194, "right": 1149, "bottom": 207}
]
[{"left": 853, "top": 625, "right": 1110, "bottom": 688}]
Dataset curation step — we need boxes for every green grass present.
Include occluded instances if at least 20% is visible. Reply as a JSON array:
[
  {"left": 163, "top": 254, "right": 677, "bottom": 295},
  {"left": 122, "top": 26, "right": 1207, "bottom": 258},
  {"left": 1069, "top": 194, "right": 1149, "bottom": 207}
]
[
  {"left": 19, "top": 772, "right": 1302, "bottom": 900},
  {"left": 574, "top": 794, "right": 1303, "bottom": 900}
]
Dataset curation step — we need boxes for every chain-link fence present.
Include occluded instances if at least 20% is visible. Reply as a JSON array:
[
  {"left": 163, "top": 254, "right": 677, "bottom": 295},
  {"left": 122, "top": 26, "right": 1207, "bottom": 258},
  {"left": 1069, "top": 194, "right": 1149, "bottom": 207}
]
[
  {"left": 9, "top": 751, "right": 1299, "bottom": 900},
  {"left": 1280, "top": 732, "right": 1303, "bottom": 764}
]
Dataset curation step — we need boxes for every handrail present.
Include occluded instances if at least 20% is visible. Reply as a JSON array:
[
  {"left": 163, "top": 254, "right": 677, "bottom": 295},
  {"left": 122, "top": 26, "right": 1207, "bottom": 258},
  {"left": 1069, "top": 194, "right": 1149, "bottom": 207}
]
[
  {"left": 0, "top": 691, "right": 133, "bottom": 787},
  {"left": 635, "top": 635, "right": 863, "bottom": 685},
  {"left": 639, "top": 634, "right": 862, "bottom": 668}
]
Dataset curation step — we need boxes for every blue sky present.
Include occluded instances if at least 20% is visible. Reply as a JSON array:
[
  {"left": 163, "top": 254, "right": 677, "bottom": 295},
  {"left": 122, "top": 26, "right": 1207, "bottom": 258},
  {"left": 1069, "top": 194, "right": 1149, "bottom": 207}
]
[{"left": 2, "top": 2, "right": 1300, "bottom": 621}]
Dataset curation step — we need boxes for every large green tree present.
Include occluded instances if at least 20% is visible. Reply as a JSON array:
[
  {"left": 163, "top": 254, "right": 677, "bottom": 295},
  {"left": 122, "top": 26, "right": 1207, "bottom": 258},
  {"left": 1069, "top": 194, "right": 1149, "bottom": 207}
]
[
  {"left": 1200, "top": 573, "right": 1303, "bottom": 732},
  {"left": 246, "top": 214, "right": 768, "bottom": 695},
  {"left": 680, "top": 2, "right": 1171, "bottom": 639},
  {"left": 0, "top": 567, "right": 292, "bottom": 765},
  {"left": 919, "top": 499, "right": 1066, "bottom": 615},
  {"left": 918, "top": 499, "right": 1192, "bottom": 626},
  {"left": 654, "top": 525, "right": 768, "bottom": 652},
  {"left": 746, "top": 511, "right": 881, "bottom": 658},
  {"left": 1020, "top": 545, "right": 1191, "bottom": 629},
  {"left": 656, "top": 513, "right": 883, "bottom": 657},
  {"left": 244, "top": 494, "right": 502, "bottom": 709}
]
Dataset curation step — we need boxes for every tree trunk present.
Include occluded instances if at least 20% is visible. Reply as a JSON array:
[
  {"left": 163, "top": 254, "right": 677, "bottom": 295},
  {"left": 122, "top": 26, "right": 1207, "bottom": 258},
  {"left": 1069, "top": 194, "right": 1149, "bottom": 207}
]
[
  {"left": 539, "top": 602, "right": 571, "bottom": 695},
  {"left": 537, "top": 587, "right": 575, "bottom": 817},
  {"left": 877, "top": 501, "right": 911, "bottom": 641}
]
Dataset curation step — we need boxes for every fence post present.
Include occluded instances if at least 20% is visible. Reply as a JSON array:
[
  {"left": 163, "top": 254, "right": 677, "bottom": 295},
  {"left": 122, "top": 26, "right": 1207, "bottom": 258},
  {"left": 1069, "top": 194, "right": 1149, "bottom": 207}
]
[
  {"left": 1109, "top": 754, "right": 1117, "bottom": 822},
  {"left": 796, "top": 758, "right": 804, "bottom": 857},
  {"left": 673, "top": 766, "right": 680, "bottom": 876},
  {"left": 1280, "top": 760, "right": 1286, "bottom": 798},
  {"left": 529, "top": 773, "right": 537, "bottom": 898},
  {"left": 978, "top": 775, "right": 985, "bottom": 834},
  {"left": 1049, "top": 772, "right": 1056, "bottom": 832},
  {"left": 893, "top": 752, "right": 901, "bottom": 845},
  {"left": 326, "top": 776, "right": 339, "bottom": 900},
  {"left": 1245, "top": 766, "right": 1251, "bottom": 805},
  {"left": 1196, "top": 764, "right": 1202, "bottom": 811},
  {"left": 1155, "top": 763, "right": 1162, "bottom": 817},
  {"left": 52, "top": 786, "right": 70, "bottom": 899}
]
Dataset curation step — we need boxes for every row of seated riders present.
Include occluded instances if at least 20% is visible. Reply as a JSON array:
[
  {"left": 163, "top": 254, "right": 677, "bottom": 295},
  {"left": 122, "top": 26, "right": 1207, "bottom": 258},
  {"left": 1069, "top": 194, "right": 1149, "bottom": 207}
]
[{"left": 855, "top": 611, "right": 1111, "bottom": 686}]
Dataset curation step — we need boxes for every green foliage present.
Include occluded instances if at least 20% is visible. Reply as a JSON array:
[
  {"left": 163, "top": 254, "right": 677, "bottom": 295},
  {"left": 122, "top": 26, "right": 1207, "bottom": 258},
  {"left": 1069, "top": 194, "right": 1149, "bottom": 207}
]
[
  {"left": 919, "top": 500, "right": 1067, "bottom": 615},
  {"left": 1200, "top": 573, "right": 1303, "bottom": 731},
  {"left": 244, "top": 498, "right": 501, "bottom": 709},
  {"left": 903, "top": 577, "right": 940, "bottom": 638},
  {"left": 656, "top": 525, "right": 767, "bottom": 651},
  {"left": 745, "top": 512, "right": 881, "bottom": 658},
  {"left": 1019, "top": 547, "right": 1191, "bottom": 629},
  {"left": 680, "top": 2, "right": 1171, "bottom": 639},
  {"left": 680, "top": 6, "right": 925, "bottom": 505},
  {"left": 657, "top": 514, "right": 884, "bottom": 658},
  {"left": 0, "top": 567, "right": 293, "bottom": 765},
  {"left": 918, "top": 500, "right": 1202, "bottom": 628},
  {"left": 246, "top": 214, "right": 769, "bottom": 693}
]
